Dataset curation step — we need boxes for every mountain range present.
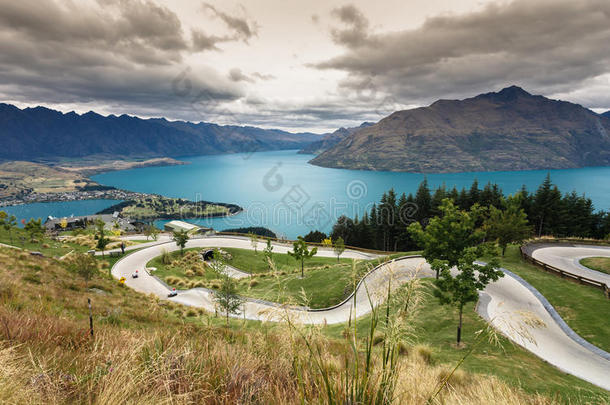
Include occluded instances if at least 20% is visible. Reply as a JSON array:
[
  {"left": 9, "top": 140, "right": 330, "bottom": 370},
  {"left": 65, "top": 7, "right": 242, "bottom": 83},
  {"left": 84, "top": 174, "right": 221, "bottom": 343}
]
[
  {"left": 0, "top": 104, "right": 321, "bottom": 161},
  {"left": 298, "top": 122, "right": 373, "bottom": 155},
  {"left": 310, "top": 86, "right": 610, "bottom": 173}
]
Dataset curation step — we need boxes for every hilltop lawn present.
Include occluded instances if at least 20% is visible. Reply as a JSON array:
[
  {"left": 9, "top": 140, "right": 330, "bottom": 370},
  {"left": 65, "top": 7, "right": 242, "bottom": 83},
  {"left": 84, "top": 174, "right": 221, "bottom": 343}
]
[{"left": 580, "top": 257, "right": 610, "bottom": 275}]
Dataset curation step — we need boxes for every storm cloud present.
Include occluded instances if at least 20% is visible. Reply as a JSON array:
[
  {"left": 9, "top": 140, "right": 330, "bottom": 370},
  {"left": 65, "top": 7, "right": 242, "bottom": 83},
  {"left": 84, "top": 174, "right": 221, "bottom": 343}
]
[
  {"left": 317, "top": 0, "right": 610, "bottom": 108},
  {"left": 0, "top": 0, "right": 250, "bottom": 119},
  {"left": 1, "top": 0, "right": 609, "bottom": 132}
]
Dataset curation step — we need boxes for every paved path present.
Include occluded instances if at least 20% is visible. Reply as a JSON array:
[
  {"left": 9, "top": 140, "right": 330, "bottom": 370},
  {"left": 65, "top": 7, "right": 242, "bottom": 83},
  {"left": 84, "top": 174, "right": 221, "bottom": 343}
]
[
  {"left": 530, "top": 244, "right": 610, "bottom": 285},
  {"left": 112, "top": 239, "right": 610, "bottom": 391}
]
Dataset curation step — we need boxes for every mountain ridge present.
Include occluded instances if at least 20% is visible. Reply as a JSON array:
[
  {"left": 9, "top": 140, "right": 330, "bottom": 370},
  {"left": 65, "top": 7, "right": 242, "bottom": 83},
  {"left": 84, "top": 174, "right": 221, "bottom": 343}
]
[
  {"left": 0, "top": 103, "right": 322, "bottom": 161},
  {"left": 298, "top": 122, "right": 374, "bottom": 155},
  {"left": 309, "top": 86, "right": 610, "bottom": 173}
]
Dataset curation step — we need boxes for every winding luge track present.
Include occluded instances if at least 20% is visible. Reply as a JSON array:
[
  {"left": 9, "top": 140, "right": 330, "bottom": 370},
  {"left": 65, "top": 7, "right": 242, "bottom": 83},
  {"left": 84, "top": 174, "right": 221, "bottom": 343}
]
[{"left": 112, "top": 237, "right": 610, "bottom": 391}]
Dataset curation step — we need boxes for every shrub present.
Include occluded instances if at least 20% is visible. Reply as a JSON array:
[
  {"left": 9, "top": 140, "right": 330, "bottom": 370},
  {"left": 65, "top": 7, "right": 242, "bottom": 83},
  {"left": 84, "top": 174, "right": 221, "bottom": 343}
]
[
  {"left": 161, "top": 249, "right": 171, "bottom": 265},
  {"left": 414, "top": 344, "right": 434, "bottom": 365},
  {"left": 397, "top": 341, "right": 409, "bottom": 356},
  {"left": 22, "top": 273, "right": 41, "bottom": 284},
  {"left": 437, "top": 368, "right": 469, "bottom": 387},
  {"left": 0, "top": 283, "right": 17, "bottom": 303},
  {"left": 185, "top": 270, "right": 195, "bottom": 277}
]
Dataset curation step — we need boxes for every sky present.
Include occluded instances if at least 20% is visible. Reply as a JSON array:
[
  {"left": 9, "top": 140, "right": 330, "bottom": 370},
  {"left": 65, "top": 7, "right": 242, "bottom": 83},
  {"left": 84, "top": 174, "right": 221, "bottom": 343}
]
[{"left": 1, "top": 0, "right": 609, "bottom": 133}]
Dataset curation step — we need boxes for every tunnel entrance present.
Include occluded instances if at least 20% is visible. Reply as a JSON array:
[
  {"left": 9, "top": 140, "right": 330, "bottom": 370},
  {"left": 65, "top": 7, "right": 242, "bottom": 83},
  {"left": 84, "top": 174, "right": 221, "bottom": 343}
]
[{"left": 201, "top": 249, "right": 215, "bottom": 261}]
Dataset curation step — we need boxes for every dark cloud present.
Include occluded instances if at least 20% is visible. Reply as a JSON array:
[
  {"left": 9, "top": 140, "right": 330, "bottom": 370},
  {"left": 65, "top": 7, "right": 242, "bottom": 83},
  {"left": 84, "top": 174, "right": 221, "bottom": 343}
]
[
  {"left": 0, "top": 0, "right": 248, "bottom": 120},
  {"left": 228, "top": 69, "right": 275, "bottom": 83},
  {"left": 329, "top": 4, "right": 372, "bottom": 49},
  {"left": 251, "top": 72, "right": 275, "bottom": 81},
  {"left": 202, "top": 3, "right": 258, "bottom": 43},
  {"left": 228, "top": 68, "right": 254, "bottom": 83},
  {"left": 317, "top": 0, "right": 610, "bottom": 108}
]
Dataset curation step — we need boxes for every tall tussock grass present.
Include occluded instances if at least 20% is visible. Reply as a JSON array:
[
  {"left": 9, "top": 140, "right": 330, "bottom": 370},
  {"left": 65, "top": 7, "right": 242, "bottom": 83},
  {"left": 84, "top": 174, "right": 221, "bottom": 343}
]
[{"left": 0, "top": 247, "right": 563, "bottom": 404}]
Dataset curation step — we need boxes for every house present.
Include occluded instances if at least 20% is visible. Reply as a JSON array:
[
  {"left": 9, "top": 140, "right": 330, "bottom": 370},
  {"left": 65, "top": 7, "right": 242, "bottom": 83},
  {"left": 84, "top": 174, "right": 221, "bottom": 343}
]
[
  {"left": 163, "top": 220, "right": 211, "bottom": 235},
  {"left": 44, "top": 213, "right": 135, "bottom": 232}
]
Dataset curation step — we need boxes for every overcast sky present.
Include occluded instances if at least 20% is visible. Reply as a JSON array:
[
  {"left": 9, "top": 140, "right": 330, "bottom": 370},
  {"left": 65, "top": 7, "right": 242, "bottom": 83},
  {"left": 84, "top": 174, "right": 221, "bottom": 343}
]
[{"left": 1, "top": 0, "right": 609, "bottom": 132}]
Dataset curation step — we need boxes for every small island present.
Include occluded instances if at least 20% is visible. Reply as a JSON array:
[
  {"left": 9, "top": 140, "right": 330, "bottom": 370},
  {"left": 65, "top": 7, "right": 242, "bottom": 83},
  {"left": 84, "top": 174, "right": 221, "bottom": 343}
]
[{"left": 96, "top": 196, "right": 242, "bottom": 221}]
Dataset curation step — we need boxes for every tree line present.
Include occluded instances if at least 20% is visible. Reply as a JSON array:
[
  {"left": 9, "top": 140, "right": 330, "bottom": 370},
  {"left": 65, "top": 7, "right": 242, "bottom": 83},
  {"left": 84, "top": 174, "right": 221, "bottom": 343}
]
[{"left": 324, "top": 174, "right": 610, "bottom": 251}]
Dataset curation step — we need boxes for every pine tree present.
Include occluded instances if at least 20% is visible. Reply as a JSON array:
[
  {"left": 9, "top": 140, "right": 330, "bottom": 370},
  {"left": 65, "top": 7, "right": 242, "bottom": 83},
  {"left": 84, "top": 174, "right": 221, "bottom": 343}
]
[
  {"left": 533, "top": 174, "right": 562, "bottom": 236},
  {"left": 468, "top": 179, "right": 480, "bottom": 207},
  {"left": 414, "top": 178, "right": 432, "bottom": 224}
]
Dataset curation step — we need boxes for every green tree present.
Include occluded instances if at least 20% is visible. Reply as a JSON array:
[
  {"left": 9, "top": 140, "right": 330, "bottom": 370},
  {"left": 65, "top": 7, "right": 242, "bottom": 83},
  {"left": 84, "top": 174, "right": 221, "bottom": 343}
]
[
  {"left": 172, "top": 230, "right": 190, "bottom": 255},
  {"left": 408, "top": 199, "right": 485, "bottom": 279},
  {"left": 333, "top": 236, "right": 345, "bottom": 262},
  {"left": 432, "top": 248, "right": 503, "bottom": 345},
  {"left": 94, "top": 218, "right": 110, "bottom": 257},
  {"left": 24, "top": 218, "right": 44, "bottom": 243},
  {"left": 484, "top": 196, "right": 532, "bottom": 256},
  {"left": 96, "top": 233, "right": 110, "bottom": 257},
  {"left": 303, "top": 230, "right": 327, "bottom": 243},
  {"left": 94, "top": 218, "right": 106, "bottom": 235},
  {"left": 248, "top": 232, "right": 259, "bottom": 253},
  {"left": 214, "top": 274, "right": 244, "bottom": 326},
  {"left": 144, "top": 224, "right": 159, "bottom": 241},
  {"left": 533, "top": 174, "right": 562, "bottom": 237},
  {"left": 414, "top": 178, "right": 432, "bottom": 224},
  {"left": 207, "top": 248, "right": 227, "bottom": 276},
  {"left": 65, "top": 252, "right": 99, "bottom": 287},
  {"left": 288, "top": 236, "right": 318, "bottom": 278},
  {"left": 262, "top": 239, "right": 274, "bottom": 270},
  {"left": 0, "top": 211, "right": 17, "bottom": 245}
]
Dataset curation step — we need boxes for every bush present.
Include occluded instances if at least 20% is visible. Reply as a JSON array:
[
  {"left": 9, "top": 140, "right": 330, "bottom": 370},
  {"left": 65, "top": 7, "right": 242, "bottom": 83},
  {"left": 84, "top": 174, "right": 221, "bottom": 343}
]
[
  {"left": 185, "top": 270, "right": 195, "bottom": 277},
  {"left": 414, "top": 344, "right": 434, "bottom": 365},
  {"left": 0, "top": 283, "right": 17, "bottom": 303},
  {"left": 437, "top": 368, "right": 469, "bottom": 387},
  {"left": 161, "top": 249, "right": 171, "bottom": 265},
  {"left": 397, "top": 341, "right": 409, "bottom": 356}
]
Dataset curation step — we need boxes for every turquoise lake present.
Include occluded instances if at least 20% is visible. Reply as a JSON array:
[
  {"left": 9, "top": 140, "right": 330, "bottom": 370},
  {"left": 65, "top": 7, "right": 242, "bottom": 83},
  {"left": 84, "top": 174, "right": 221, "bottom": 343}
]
[{"left": 4, "top": 150, "right": 610, "bottom": 239}]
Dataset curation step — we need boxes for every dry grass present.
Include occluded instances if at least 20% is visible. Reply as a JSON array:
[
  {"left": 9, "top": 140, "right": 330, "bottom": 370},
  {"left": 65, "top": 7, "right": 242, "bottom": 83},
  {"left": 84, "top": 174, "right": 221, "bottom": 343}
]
[
  {"left": 0, "top": 247, "right": 562, "bottom": 404},
  {"left": 60, "top": 234, "right": 136, "bottom": 250}
]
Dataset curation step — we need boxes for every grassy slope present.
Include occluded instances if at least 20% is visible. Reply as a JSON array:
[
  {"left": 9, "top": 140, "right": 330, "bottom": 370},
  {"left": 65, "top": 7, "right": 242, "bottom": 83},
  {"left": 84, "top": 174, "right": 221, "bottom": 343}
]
[
  {"left": 223, "top": 247, "right": 353, "bottom": 274},
  {"left": 580, "top": 257, "right": 610, "bottom": 275},
  {"left": 144, "top": 245, "right": 610, "bottom": 400},
  {"left": 492, "top": 245, "right": 610, "bottom": 353},
  {"left": 0, "top": 161, "right": 91, "bottom": 198},
  {"left": 0, "top": 247, "right": 565, "bottom": 404},
  {"left": 0, "top": 226, "right": 91, "bottom": 257},
  {"left": 324, "top": 280, "right": 609, "bottom": 403}
]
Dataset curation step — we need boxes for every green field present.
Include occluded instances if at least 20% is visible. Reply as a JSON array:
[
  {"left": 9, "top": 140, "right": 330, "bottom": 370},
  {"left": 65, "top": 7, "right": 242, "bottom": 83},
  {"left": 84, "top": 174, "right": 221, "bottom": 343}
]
[
  {"left": 0, "top": 225, "right": 90, "bottom": 257},
  {"left": 149, "top": 248, "right": 410, "bottom": 308},
  {"left": 580, "top": 257, "right": 610, "bottom": 275}
]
